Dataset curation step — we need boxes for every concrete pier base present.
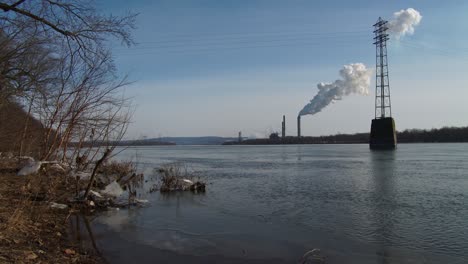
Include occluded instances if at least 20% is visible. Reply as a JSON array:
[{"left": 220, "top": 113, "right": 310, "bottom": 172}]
[{"left": 369, "top": 117, "right": 397, "bottom": 150}]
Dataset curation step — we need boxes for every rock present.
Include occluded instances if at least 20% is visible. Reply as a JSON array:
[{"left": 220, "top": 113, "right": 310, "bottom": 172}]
[
  {"left": 64, "top": 248, "right": 76, "bottom": 255},
  {"left": 49, "top": 202, "right": 68, "bottom": 209},
  {"left": 134, "top": 199, "right": 149, "bottom": 204},
  {"left": 190, "top": 181, "right": 206, "bottom": 192},
  {"left": 25, "top": 251, "right": 38, "bottom": 260},
  {"left": 100, "top": 180, "right": 124, "bottom": 197}
]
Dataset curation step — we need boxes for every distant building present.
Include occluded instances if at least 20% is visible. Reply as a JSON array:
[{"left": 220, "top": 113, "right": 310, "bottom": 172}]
[{"left": 269, "top": 132, "right": 280, "bottom": 140}]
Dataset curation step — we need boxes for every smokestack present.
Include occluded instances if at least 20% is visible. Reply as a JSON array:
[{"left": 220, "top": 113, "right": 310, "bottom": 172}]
[
  {"left": 282, "top": 115, "right": 286, "bottom": 139},
  {"left": 238, "top": 131, "right": 242, "bottom": 142},
  {"left": 297, "top": 115, "right": 301, "bottom": 137}
]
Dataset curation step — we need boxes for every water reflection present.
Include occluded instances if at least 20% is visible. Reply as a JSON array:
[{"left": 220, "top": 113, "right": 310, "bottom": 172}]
[
  {"left": 68, "top": 214, "right": 102, "bottom": 257},
  {"left": 296, "top": 145, "right": 303, "bottom": 161},
  {"left": 159, "top": 192, "right": 206, "bottom": 218},
  {"left": 370, "top": 150, "right": 396, "bottom": 263}
]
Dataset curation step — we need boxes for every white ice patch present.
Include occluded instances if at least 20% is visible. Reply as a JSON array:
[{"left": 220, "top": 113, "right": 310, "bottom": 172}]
[
  {"left": 50, "top": 202, "right": 68, "bottom": 209},
  {"left": 100, "top": 181, "right": 124, "bottom": 197},
  {"left": 17, "top": 161, "right": 42, "bottom": 176}
]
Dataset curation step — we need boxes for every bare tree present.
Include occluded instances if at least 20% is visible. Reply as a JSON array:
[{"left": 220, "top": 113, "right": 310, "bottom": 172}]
[
  {"left": 0, "top": 1, "right": 136, "bottom": 186},
  {"left": 0, "top": 0, "right": 136, "bottom": 101}
]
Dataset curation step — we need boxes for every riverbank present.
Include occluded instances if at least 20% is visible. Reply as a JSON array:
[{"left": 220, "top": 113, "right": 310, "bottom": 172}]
[{"left": 0, "top": 160, "right": 101, "bottom": 263}]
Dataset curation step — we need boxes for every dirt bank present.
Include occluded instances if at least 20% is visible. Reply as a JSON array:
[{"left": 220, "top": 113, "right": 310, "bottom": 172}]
[{"left": 0, "top": 161, "right": 102, "bottom": 263}]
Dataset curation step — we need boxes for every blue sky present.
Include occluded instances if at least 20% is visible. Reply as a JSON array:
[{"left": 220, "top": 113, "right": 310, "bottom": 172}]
[{"left": 100, "top": 0, "right": 468, "bottom": 138}]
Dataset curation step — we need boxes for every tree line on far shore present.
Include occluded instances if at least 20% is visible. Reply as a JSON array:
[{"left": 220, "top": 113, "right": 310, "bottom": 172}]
[{"left": 224, "top": 126, "right": 468, "bottom": 145}]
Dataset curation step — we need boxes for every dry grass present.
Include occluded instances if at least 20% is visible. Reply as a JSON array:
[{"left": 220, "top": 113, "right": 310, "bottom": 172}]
[
  {"left": 157, "top": 163, "right": 205, "bottom": 192},
  {"left": 94, "top": 159, "right": 137, "bottom": 190},
  {"left": 98, "top": 160, "right": 135, "bottom": 179},
  {"left": 0, "top": 157, "right": 101, "bottom": 263}
]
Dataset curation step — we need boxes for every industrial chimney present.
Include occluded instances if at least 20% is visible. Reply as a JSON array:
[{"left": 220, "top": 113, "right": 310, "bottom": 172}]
[
  {"left": 297, "top": 115, "right": 301, "bottom": 137},
  {"left": 281, "top": 115, "right": 286, "bottom": 139}
]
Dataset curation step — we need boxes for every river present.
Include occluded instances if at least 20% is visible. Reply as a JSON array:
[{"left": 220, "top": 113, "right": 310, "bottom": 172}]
[{"left": 85, "top": 144, "right": 468, "bottom": 263}]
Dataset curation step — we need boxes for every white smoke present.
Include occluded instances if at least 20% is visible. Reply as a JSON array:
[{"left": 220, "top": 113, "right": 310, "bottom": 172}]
[
  {"left": 299, "top": 63, "right": 372, "bottom": 116},
  {"left": 388, "top": 8, "right": 422, "bottom": 38}
]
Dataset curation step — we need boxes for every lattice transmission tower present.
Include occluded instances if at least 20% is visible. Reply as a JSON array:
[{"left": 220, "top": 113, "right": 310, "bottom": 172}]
[{"left": 373, "top": 17, "right": 392, "bottom": 119}]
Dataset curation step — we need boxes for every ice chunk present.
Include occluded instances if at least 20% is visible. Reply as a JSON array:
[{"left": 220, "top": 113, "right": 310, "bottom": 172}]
[
  {"left": 17, "top": 161, "right": 42, "bottom": 176},
  {"left": 135, "top": 199, "right": 149, "bottom": 204},
  {"left": 89, "top": 190, "right": 103, "bottom": 198},
  {"left": 182, "top": 179, "right": 193, "bottom": 184},
  {"left": 72, "top": 171, "right": 91, "bottom": 180},
  {"left": 50, "top": 202, "right": 68, "bottom": 209},
  {"left": 100, "top": 181, "right": 124, "bottom": 197}
]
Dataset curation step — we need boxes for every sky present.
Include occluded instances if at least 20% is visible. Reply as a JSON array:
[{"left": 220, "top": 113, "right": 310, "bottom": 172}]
[{"left": 99, "top": 0, "right": 468, "bottom": 139}]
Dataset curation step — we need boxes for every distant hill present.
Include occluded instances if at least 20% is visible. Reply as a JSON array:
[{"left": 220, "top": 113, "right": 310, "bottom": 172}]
[
  {"left": 145, "top": 137, "right": 237, "bottom": 145},
  {"left": 73, "top": 139, "right": 175, "bottom": 147},
  {"left": 73, "top": 136, "right": 237, "bottom": 147},
  {"left": 0, "top": 100, "right": 47, "bottom": 157}
]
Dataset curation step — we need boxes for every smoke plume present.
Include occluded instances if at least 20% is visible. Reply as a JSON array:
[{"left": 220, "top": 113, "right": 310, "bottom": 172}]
[
  {"left": 388, "top": 8, "right": 422, "bottom": 38},
  {"left": 299, "top": 63, "right": 371, "bottom": 116}
]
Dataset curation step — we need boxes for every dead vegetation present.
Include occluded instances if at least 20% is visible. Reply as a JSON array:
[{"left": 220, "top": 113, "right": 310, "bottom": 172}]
[
  {"left": 98, "top": 160, "right": 136, "bottom": 185},
  {"left": 157, "top": 163, "right": 206, "bottom": 193},
  {"left": 0, "top": 157, "right": 100, "bottom": 263},
  {"left": 0, "top": 151, "right": 151, "bottom": 263}
]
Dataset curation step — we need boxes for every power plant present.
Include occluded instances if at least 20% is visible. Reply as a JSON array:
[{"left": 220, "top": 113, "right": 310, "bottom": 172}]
[
  {"left": 231, "top": 10, "right": 421, "bottom": 145},
  {"left": 279, "top": 115, "right": 300, "bottom": 139},
  {"left": 281, "top": 115, "right": 286, "bottom": 139},
  {"left": 370, "top": 17, "right": 397, "bottom": 149},
  {"left": 297, "top": 116, "right": 301, "bottom": 138}
]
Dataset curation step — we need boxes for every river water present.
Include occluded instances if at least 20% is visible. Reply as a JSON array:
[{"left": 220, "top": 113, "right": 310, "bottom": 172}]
[{"left": 88, "top": 144, "right": 468, "bottom": 263}]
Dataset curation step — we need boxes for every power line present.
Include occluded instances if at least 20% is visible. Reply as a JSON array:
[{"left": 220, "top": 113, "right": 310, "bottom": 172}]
[
  {"left": 144, "top": 27, "right": 369, "bottom": 39},
  {"left": 115, "top": 38, "right": 368, "bottom": 56},
  {"left": 135, "top": 29, "right": 370, "bottom": 45},
  {"left": 112, "top": 29, "right": 371, "bottom": 56},
  {"left": 398, "top": 40, "right": 468, "bottom": 59},
  {"left": 116, "top": 34, "right": 369, "bottom": 51}
]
